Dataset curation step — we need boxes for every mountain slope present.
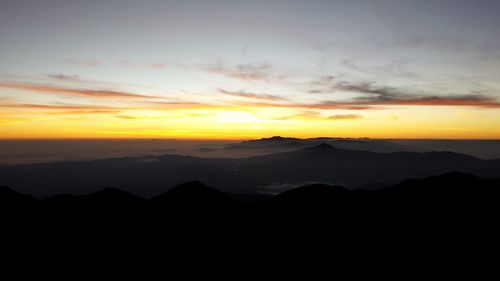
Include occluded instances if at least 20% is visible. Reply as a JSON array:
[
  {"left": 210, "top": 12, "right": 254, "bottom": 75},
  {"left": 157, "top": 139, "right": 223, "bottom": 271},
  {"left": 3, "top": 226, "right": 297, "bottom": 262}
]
[{"left": 2, "top": 172, "right": 498, "bottom": 229}]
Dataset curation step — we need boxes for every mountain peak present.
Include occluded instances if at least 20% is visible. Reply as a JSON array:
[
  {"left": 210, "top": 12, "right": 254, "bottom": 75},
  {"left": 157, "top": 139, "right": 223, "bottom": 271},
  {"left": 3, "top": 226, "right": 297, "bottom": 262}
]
[
  {"left": 155, "top": 181, "right": 227, "bottom": 200},
  {"left": 258, "top": 136, "right": 299, "bottom": 142},
  {"left": 152, "top": 181, "right": 229, "bottom": 206},
  {"left": 93, "top": 187, "right": 126, "bottom": 195},
  {"left": 85, "top": 187, "right": 142, "bottom": 202},
  {"left": 0, "top": 186, "right": 14, "bottom": 194},
  {"left": 307, "top": 143, "right": 337, "bottom": 150}
]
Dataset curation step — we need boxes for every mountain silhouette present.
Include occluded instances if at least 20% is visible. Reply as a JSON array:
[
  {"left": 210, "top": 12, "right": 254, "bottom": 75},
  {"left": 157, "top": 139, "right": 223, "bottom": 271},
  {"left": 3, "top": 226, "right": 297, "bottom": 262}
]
[
  {"left": 0, "top": 186, "right": 37, "bottom": 210},
  {"left": 224, "top": 136, "right": 413, "bottom": 153},
  {"left": 1, "top": 172, "right": 499, "bottom": 242},
  {"left": 224, "top": 135, "right": 303, "bottom": 150},
  {"left": 271, "top": 183, "right": 348, "bottom": 204},
  {"left": 152, "top": 180, "right": 229, "bottom": 206},
  {"left": 305, "top": 143, "right": 337, "bottom": 151},
  {"left": 149, "top": 181, "right": 233, "bottom": 224},
  {"left": 377, "top": 172, "right": 500, "bottom": 226},
  {"left": 83, "top": 187, "right": 144, "bottom": 204}
]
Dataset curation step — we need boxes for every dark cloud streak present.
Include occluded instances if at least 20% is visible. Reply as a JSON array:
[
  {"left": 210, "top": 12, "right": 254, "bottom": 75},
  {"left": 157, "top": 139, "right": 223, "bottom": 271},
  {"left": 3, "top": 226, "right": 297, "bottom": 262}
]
[
  {"left": 203, "top": 60, "right": 274, "bottom": 81},
  {"left": 218, "top": 89, "right": 288, "bottom": 101},
  {"left": 63, "top": 58, "right": 101, "bottom": 66},
  {"left": 47, "top": 74, "right": 80, "bottom": 81},
  {"left": 327, "top": 114, "right": 363, "bottom": 120},
  {"left": 0, "top": 82, "right": 160, "bottom": 99},
  {"left": 307, "top": 76, "right": 500, "bottom": 108}
]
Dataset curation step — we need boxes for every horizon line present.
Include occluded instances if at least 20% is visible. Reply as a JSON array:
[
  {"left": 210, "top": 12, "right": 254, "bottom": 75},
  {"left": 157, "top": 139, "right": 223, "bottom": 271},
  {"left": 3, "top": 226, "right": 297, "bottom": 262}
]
[{"left": 1, "top": 136, "right": 500, "bottom": 141}]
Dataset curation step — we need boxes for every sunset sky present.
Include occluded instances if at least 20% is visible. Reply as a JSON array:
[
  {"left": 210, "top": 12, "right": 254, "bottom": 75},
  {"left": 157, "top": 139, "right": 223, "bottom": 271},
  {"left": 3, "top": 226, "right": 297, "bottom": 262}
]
[{"left": 1, "top": 0, "right": 500, "bottom": 139}]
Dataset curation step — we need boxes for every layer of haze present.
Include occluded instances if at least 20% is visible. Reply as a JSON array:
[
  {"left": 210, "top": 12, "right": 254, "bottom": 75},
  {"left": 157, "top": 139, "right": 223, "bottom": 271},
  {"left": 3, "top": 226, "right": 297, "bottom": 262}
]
[
  {"left": 1, "top": 0, "right": 500, "bottom": 139},
  {"left": 2, "top": 138, "right": 500, "bottom": 165}
]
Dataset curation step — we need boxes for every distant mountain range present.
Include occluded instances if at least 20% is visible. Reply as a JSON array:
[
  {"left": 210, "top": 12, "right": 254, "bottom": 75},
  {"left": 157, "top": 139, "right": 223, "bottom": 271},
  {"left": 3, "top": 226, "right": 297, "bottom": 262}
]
[
  {"left": 223, "top": 135, "right": 411, "bottom": 152},
  {"left": 222, "top": 136, "right": 500, "bottom": 160},
  {"left": 1, "top": 172, "right": 499, "bottom": 230},
  {"left": 1, "top": 142, "right": 500, "bottom": 198}
]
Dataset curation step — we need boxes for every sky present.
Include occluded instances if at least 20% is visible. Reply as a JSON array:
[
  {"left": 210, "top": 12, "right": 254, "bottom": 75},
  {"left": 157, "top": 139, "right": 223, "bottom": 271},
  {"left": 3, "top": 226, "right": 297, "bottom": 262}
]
[{"left": 1, "top": 0, "right": 500, "bottom": 139}]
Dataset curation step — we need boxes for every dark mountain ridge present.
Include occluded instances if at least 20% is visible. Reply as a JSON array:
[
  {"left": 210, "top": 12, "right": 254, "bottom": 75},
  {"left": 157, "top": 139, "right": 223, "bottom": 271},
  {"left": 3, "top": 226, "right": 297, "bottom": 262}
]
[
  {"left": 223, "top": 135, "right": 411, "bottom": 152},
  {"left": 1, "top": 172, "right": 498, "bottom": 230}
]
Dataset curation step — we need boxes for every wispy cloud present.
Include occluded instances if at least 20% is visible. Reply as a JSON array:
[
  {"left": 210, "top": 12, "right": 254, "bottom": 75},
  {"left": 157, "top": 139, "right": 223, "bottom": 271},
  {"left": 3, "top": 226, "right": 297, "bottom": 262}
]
[
  {"left": 231, "top": 95, "right": 500, "bottom": 110},
  {"left": 138, "top": 100, "right": 214, "bottom": 109},
  {"left": 203, "top": 59, "right": 274, "bottom": 81},
  {"left": 309, "top": 76, "right": 397, "bottom": 95},
  {"left": 308, "top": 75, "right": 336, "bottom": 93},
  {"left": 47, "top": 74, "right": 80, "bottom": 81},
  {"left": 309, "top": 75, "right": 419, "bottom": 97},
  {"left": 306, "top": 77, "right": 500, "bottom": 108},
  {"left": 229, "top": 100, "right": 372, "bottom": 110},
  {"left": 63, "top": 58, "right": 102, "bottom": 66},
  {"left": 312, "top": 95, "right": 500, "bottom": 109},
  {"left": 434, "top": 127, "right": 473, "bottom": 131},
  {"left": 2, "top": 103, "right": 123, "bottom": 110},
  {"left": 341, "top": 59, "right": 419, "bottom": 78},
  {"left": 327, "top": 114, "right": 363, "bottom": 120},
  {"left": 274, "top": 111, "right": 322, "bottom": 120},
  {"left": 0, "top": 82, "right": 160, "bottom": 99},
  {"left": 353, "top": 95, "right": 500, "bottom": 107},
  {"left": 48, "top": 109, "right": 122, "bottom": 115},
  {"left": 335, "top": 81, "right": 403, "bottom": 98},
  {"left": 115, "top": 115, "right": 140, "bottom": 120},
  {"left": 120, "top": 60, "right": 168, "bottom": 69},
  {"left": 0, "top": 102, "right": 126, "bottom": 115},
  {"left": 334, "top": 80, "right": 500, "bottom": 108},
  {"left": 218, "top": 89, "right": 288, "bottom": 101}
]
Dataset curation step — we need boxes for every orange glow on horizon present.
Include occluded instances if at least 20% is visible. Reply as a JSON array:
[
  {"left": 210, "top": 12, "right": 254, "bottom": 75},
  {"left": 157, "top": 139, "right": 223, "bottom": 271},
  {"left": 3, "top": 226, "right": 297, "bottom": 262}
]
[{"left": 2, "top": 104, "right": 500, "bottom": 140}]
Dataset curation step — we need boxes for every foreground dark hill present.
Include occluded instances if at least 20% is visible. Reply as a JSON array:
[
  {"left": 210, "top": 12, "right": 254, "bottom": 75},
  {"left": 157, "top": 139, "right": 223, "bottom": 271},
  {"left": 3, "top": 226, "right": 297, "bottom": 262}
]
[
  {"left": 1, "top": 172, "right": 499, "bottom": 231},
  {"left": 1, "top": 144, "right": 499, "bottom": 197}
]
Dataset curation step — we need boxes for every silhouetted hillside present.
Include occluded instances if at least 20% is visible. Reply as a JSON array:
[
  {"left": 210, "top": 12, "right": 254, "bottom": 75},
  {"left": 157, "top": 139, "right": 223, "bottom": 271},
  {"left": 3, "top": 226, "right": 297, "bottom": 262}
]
[
  {"left": 271, "top": 183, "right": 349, "bottom": 207},
  {"left": 379, "top": 172, "right": 500, "bottom": 226},
  {"left": 151, "top": 180, "right": 232, "bottom": 211},
  {"left": 1, "top": 172, "right": 498, "bottom": 231},
  {"left": 155, "top": 181, "right": 226, "bottom": 201},
  {"left": 0, "top": 186, "right": 37, "bottom": 211}
]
